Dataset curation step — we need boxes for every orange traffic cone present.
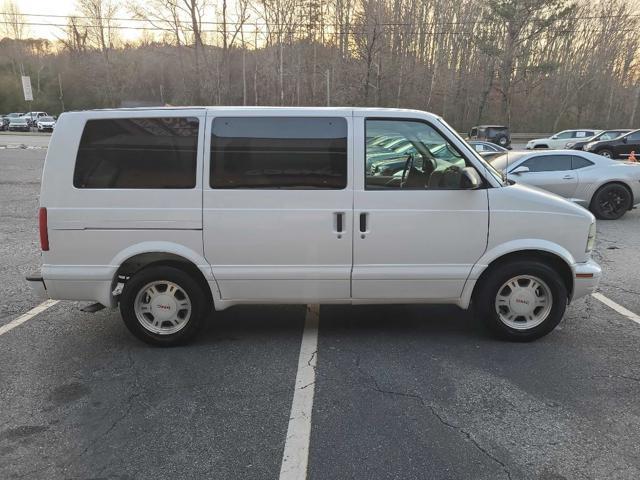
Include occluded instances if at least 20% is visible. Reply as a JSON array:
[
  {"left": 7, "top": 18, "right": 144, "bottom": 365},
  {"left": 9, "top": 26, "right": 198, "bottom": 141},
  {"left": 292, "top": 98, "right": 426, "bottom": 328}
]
[{"left": 629, "top": 151, "right": 637, "bottom": 162}]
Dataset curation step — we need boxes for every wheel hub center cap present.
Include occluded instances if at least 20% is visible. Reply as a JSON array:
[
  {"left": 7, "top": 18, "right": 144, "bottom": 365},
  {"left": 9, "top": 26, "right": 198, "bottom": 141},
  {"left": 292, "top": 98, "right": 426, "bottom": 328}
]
[
  {"left": 510, "top": 289, "right": 535, "bottom": 315},
  {"left": 151, "top": 294, "right": 176, "bottom": 320}
]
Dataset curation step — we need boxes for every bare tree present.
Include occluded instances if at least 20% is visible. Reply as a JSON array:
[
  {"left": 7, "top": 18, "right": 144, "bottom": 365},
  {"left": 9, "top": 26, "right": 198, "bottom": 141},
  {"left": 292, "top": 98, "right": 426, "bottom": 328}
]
[{"left": 1, "top": 0, "right": 27, "bottom": 40}]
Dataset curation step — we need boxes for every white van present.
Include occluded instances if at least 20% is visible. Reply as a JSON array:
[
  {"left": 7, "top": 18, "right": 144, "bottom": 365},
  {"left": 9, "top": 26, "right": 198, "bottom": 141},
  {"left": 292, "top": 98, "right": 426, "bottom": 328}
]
[{"left": 27, "top": 107, "right": 601, "bottom": 346}]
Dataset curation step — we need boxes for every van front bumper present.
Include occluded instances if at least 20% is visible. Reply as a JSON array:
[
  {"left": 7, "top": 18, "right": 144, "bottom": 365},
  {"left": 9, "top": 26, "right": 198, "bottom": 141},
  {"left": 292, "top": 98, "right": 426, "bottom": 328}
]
[{"left": 572, "top": 259, "right": 602, "bottom": 301}]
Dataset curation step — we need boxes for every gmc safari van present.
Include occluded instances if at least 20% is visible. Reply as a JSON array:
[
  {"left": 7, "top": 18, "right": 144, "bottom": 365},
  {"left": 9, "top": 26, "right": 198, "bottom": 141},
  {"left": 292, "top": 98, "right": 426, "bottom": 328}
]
[{"left": 28, "top": 107, "right": 601, "bottom": 346}]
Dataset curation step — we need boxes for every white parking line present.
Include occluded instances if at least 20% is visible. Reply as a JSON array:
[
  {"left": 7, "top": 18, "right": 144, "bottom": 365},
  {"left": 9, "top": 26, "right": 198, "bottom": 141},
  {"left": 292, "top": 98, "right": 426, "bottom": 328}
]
[
  {"left": 592, "top": 292, "right": 640, "bottom": 326},
  {"left": 0, "top": 300, "right": 59, "bottom": 337},
  {"left": 279, "top": 304, "right": 320, "bottom": 480}
]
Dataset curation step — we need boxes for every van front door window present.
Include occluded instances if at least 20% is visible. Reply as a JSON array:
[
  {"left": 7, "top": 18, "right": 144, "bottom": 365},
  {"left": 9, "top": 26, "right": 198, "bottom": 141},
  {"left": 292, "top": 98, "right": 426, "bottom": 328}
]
[{"left": 365, "top": 119, "right": 470, "bottom": 190}]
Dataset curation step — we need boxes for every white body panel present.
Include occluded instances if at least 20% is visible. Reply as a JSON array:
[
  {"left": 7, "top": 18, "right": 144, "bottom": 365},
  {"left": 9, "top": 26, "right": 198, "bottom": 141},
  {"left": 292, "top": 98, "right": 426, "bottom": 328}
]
[
  {"left": 40, "top": 108, "right": 208, "bottom": 307},
  {"left": 34, "top": 107, "right": 600, "bottom": 311},
  {"left": 351, "top": 113, "right": 488, "bottom": 300},
  {"left": 202, "top": 109, "right": 353, "bottom": 301}
]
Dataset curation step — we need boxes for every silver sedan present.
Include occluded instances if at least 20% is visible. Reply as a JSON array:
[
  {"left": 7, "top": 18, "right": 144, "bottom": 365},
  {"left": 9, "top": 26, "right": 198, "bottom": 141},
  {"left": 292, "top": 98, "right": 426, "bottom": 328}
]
[{"left": 490, "top": 150, "right": 640, "bottom": 220}]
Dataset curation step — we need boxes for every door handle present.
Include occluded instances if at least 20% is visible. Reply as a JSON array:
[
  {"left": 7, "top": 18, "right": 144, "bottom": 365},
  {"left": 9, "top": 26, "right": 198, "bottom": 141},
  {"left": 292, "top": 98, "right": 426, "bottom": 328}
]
[
  {"left": 335, "top": 212, "right": 344, "bottom": 233},
  {"left": 359, "top": 213, "right": 368, "bottom": 238},
  {"left": 562, "top": 175, "right": 575, "bottom": 180},
  {"left": 334, "top": 212, "right": 344, "bottom": 238}
]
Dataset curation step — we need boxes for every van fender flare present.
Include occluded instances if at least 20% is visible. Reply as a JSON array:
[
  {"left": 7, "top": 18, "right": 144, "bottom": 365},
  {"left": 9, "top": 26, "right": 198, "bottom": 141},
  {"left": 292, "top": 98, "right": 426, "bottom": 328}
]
[
  {"left": 459, "top": 239, "right": 576, "bottom": 309},
  {"left": 109, "top": 241, "right": 222, "bottom": 301}
]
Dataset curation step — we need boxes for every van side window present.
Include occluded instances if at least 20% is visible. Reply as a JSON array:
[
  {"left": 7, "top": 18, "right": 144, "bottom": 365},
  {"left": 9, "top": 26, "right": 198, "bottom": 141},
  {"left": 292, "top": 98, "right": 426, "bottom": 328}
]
[
  {"left": 210, "top": 117, "right": 347, "bottom": 189},
  {"left": 73, "top": 117, "right": 199, "bottom": 189},
  {"left": 365, "top": 119, "right": 469, "bottom": 190}
]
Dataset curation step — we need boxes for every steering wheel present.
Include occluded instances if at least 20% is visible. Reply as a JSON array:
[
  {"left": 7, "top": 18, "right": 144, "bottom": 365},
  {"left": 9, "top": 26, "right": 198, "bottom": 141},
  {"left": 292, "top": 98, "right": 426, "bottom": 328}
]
[{"left": 400, "top": 154, "right": 416, "bottom": 188}]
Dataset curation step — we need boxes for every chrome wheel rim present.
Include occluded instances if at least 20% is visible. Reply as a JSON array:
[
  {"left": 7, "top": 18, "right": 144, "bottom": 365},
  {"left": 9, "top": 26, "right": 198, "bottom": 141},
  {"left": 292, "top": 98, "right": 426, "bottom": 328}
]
[
  {"left": 495, "top": 275, "right": 553, "bottom": 330},
  {"left": 134, "top": 281, "right": 192, "bottom": 335},
  {"left": 601, "top": 151, "right": 612, "bottom": 158}
]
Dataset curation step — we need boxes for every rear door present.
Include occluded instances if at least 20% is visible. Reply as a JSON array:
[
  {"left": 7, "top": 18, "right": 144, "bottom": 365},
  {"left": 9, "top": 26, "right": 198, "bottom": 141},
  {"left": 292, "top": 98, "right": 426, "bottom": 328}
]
[{"left": 202, "top": 110, "right": 353, "bottom": 301}]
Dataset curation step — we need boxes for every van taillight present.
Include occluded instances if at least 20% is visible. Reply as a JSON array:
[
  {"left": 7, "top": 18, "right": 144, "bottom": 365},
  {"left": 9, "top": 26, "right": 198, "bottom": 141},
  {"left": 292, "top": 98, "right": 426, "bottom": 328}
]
[{"left": 39, "top": 207, "right": 49, "bottom": 251}]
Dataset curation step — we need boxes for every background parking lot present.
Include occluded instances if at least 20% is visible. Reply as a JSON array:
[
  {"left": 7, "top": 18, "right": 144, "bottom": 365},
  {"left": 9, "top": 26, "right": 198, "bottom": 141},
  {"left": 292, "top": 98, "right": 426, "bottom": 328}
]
[{"left": 1, "top": 138, "right": 640, "bottom": 479}]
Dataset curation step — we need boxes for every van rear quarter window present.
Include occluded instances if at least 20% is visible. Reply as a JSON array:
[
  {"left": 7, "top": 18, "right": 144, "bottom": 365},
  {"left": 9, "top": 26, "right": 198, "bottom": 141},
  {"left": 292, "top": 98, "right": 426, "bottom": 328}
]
[
  {"left": 73, "top": 117, "right": 199, "bottom": 189},
  {"left": 210, "top": 117, "right": 347, "bottom": 189}
]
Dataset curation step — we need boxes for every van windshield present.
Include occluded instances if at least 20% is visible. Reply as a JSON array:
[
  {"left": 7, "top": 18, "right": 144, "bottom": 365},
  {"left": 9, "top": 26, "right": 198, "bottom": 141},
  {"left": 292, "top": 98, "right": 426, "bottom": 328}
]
[{"left": 436, "top": 118, "right": 506, "bottom": 186}]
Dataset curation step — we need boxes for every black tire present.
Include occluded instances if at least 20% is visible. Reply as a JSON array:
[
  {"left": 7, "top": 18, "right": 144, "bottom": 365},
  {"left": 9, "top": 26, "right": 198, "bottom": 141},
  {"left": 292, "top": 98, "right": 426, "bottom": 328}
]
[
  {"left": 119, "top": 265, "right": 210, "bottom": 346},
  {"left": 596, "top": 149, "right": 614, "bottom": 159},
  {"left": 496, "top": 135, "right": 509, "bottom": 147},
  {"left": 590, "top": 183, "right": 632, "bottom": 220},
  {"left": 475, "top": 260, "right": 568, "bottom": 342}
]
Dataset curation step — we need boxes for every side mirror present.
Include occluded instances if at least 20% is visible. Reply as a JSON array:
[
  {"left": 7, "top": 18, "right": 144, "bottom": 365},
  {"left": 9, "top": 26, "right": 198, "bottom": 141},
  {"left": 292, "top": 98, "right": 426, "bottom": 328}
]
[
  {"left": 461, "top": 167, "right": 482, "bottom": 189},
  {"left": 511, "top": 166, "right": 530, "bottom": 175},
  {"left": 622, "top": 136, "right": 628, "bottom": 143}
]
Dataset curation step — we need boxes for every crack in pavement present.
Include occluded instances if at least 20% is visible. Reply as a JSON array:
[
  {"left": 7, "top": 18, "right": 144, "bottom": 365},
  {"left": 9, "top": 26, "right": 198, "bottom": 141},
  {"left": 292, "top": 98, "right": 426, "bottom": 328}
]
[
  {"left": 367, "top": 378, "right": 513, "bottom": 480},
  {"left": 347, "top": 353, "right": 514, "bottom": 480}
]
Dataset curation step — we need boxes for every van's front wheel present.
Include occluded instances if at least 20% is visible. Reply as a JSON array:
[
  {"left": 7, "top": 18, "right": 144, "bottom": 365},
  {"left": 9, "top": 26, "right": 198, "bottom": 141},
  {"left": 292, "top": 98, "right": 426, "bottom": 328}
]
[
  {"left": 120, "top": 266, "right": 209, "bottom": 346},
  {"left": 476, "top": 260, "right": 567, "bottom": 341}
]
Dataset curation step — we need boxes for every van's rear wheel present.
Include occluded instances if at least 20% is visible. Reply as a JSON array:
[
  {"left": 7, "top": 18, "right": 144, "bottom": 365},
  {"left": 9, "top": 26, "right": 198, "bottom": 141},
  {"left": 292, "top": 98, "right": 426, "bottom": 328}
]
[
  {"left": 476, "top": 260, "right": 567, "bottom": 341},
  {"left": 120, "top": 266, "right": 209, "bottom": 346}
]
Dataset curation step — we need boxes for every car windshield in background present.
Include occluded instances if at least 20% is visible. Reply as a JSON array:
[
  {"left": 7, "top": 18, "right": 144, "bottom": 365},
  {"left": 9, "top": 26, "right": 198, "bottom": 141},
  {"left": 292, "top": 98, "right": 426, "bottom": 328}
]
[{"left": 40, "top": 117, "right": 54, "bottom": 122}]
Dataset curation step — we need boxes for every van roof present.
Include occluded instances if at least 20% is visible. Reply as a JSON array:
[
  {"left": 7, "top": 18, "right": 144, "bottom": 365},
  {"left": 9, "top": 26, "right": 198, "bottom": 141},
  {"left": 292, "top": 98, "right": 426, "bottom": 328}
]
[{"left": 63, "top": 106, "right": 441, "bottom": 118}]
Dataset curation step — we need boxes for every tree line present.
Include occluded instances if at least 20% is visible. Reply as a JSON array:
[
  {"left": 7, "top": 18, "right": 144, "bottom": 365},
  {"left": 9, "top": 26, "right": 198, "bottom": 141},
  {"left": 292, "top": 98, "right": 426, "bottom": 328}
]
[{"left": 0, "top": 0, "right": 639, "bottom": 132}]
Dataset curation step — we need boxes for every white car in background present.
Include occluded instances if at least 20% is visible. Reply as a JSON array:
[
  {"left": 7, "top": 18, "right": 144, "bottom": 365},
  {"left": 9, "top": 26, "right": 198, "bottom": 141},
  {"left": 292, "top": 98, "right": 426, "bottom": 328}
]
[
  {"left": 21, "top": 111, "right": 50, "bottom": 127},
  {"left": 37, "top": 116, "right": 56, "bottom": 132},
  {"left": 491, "top": 150, "right": 640, "bottom": 219},
  {"left": 526, "top": 130, "right": 598, "bottom": 149}
]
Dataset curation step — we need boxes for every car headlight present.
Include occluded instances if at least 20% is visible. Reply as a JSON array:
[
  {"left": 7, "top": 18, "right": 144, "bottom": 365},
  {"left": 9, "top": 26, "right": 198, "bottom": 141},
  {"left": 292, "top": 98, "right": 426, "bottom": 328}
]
[
  {"left": 566, "top": 142, "right": 575, "bottom": 148},
  {"left": 586, "top": 222, "right": 596, "bottom": 253},
  {"left": 584, "top": 142, "right": 596, "bottom": 150}
]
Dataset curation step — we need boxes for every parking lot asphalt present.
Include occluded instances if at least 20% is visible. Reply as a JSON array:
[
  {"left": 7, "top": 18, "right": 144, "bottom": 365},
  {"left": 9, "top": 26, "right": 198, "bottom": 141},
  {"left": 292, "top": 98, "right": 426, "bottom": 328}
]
[
  {"left": 0, "top": 132, "right": 51, "bottom": 149},
  {"left": 1, "top": 145, "right": 639, "bottom": 479}
]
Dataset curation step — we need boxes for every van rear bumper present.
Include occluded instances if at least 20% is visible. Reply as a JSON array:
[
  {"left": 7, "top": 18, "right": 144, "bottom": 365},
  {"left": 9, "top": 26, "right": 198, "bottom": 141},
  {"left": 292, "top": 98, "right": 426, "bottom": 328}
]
[
  {"left": 26, "top": 275, "right": 48, "bottom": 299},
  {"left": 30, "top": 265, "right": 118, "bottom": 308}
]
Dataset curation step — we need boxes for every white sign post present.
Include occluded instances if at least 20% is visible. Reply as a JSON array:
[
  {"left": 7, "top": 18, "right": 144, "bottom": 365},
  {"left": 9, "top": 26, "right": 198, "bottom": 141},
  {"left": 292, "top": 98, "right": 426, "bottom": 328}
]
[{"left": 21, "top": 75, "right": 33, "bottom": 102}]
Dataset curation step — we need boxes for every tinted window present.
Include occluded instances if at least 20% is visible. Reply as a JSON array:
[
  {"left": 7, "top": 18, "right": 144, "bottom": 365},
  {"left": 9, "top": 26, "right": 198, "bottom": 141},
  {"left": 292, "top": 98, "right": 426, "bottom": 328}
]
[
  {"left": 571, "top": 156, "right": 594, "bottom": 169},
  {"left": 626, "top": 131, "right": 640, "bottom": 142},
  {"left": 521, "top": 155, "right": 572, "bottom": 172},
  {"left": 365, "top": 119, "right": 472, "bottom": 190},
  {"left": 210, "top": 117, "right": 347, "bottom": 189},
  {"left": 73, "top": 117, "right": 199, "bottom": 189}
]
